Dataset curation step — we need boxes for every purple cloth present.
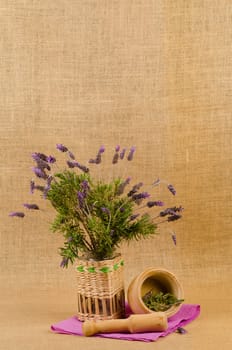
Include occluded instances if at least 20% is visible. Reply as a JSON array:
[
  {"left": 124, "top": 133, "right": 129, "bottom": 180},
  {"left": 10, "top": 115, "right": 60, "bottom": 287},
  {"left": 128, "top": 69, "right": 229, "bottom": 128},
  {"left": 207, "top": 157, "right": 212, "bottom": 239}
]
[{"left": 51, "top": 304, "right": 200, "bottom": 342}]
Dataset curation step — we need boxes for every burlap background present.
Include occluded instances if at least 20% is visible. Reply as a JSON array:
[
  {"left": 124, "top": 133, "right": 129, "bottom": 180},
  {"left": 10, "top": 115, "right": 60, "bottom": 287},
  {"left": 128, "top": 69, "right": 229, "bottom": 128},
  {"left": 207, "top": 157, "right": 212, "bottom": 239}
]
[{"left": 1, "top": 1, "right": 231, "bottom": 349}]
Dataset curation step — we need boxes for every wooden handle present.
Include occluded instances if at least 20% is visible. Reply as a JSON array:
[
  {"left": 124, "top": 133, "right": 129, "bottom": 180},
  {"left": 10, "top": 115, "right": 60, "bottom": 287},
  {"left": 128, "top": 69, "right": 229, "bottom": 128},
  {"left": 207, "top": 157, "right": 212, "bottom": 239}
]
[{"left": 82, "top": 312, "right": 168, "bottom": 336}]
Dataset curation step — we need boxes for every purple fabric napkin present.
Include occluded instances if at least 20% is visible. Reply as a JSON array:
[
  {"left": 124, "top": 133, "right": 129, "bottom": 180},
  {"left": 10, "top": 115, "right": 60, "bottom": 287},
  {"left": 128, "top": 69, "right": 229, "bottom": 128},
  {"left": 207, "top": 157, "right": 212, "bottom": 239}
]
[{"left": 51, "top": 304, "right": 200, "bottom": 342}]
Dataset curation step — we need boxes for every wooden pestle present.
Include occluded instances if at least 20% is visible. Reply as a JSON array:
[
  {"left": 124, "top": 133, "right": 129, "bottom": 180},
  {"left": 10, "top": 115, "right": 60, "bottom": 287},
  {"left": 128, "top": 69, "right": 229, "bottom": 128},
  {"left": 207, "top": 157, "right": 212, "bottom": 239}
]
[{"left": 82, "top": 312, "right": 168, "bottom": 336}]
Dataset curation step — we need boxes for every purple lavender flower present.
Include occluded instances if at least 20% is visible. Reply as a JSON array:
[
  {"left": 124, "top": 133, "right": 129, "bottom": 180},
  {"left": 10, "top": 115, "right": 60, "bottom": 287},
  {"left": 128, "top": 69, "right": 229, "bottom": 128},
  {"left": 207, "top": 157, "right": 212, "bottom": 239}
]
[
  {"left": 32, "top": 152, "right": 47, "bottom": 162},
  {"left": 31, "top": 153, "right": 40, "bottom": 162},
  {"left": 112, "top": 152, "right": 119, "bottom": 164},
  {"left": 32, "top": 153, "right": 51, "bottom": 171},
  {"left": 99, "top": 145, "right": 105, "bottom": 153},
  {"left": 167, "top": 184, "right": 176, "bottom": 195},
  {"left": 23, "top": 203, "right": 39, "bottom": 210},
  {"left": 117, "top": 177, "right": 131, "bottom": 195},
  {"left": 43, "top": 176, "right": 53, "bottom": 198},
  {"left": 129, "top": 213, "right": 140, "bottom": 221},
  {"left": 167, "top": 214, "right": 182, "bottom": 222},
  {"left": 67, "top": 160, "right": 89, "bottom": 173},
  {"left": 77, "top": 181, "right": 89, "bottom": 207},
  {"left": 60, "top": 257, "right": 68, "bottom": 268},
  {"left": 146, "top": 201, "right": 164, "bottom": 208},
  {"left": 119, "top": 148, "right": 126, "bottom": 160},
  {"left": 160, "top": 208, "right": 175, "bottom": 216},
  {"left": 117, "top": 186, "right": 126, "bottom": 196},
  {"left": 56, "top": 144, "right": 68, "bottom": 152},
  {"left": 75, "top": 162, "right": 89, "bottom": 173},
  {"left": 91, "top": 145, "right": 105, "bottom": 164},
  {"left": 95, "top": 153, "right": 102, "bottom": 164},
  {"left": 81, "top": 180, "right": 89, "bottom": 192},
  {"left": 67, "top": 160, "right": 75, "bottom": 168},
  {"left": 127, "top": 182, "right": 143, "bottom": 197},
  {"left": 127, "top": 146, "right": 136, "bottom": 161},
  {"left": 9, "top": 212, "right": 25, "bottom": 218},
  {"left": 176, "top": 327, "right": 187, "bottom": 334},
  {"left": 46, "top": 155, "right": 56, "bottom": 164},
  {"left": 30, "top": 180, "right": 35, "bottom": 194},
  {"left": 37, "top": 158, "right": 51, "bottom": 171},
  {"left": 132, "top": 192, "right": 150, "bottom": 201},
  {"left": 154, "top": 201, "right": 165, "bottom": 206},
  {"left": 77, "top": 191, "right": 85, "bottom": 208},
  {"left": 68, "top": 151, "right": 75, "bottom": 160},
  {"left": 160, "top": 207, "right": 183, "bottom": 216},
  {"left": 175, "top": 206, "right": 184, "bottom": 212},
  {"left": 171, "top": 232, "right": 177, "bottom": 245},
  {"left": 32, "top": 167, "right": 48, "bottom": 180},
  {"left": 132, "top": 192, "right": 150, "bottom": 205},
  {"left": 101, "top": 207, "right": 110, "bottom": 215},
  {"left": 115, "top": 145, "right": 120, "bottom": 152}
]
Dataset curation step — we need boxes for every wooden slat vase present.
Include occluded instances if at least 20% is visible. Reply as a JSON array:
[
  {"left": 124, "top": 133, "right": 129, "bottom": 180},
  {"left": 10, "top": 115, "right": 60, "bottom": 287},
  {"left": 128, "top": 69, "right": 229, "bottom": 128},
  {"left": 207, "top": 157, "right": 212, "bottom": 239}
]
[{"left": 76, "top": 254, "right": 125, "bottom": 321}]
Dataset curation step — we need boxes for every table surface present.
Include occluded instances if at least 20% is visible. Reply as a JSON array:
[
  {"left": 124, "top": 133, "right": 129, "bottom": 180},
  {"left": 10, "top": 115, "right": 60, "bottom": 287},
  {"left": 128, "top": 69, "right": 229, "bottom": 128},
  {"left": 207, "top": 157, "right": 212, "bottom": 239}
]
[{"left": 1, "top": 284, "right": 231, "bottom": 350}]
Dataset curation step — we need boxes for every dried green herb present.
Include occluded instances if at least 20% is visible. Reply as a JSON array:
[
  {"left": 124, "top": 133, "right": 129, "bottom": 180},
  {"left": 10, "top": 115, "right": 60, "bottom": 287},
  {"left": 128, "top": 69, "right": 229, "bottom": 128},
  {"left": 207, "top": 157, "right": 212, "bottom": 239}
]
[{"left": 142, "top": 290, "right": 184, "bottom": 312}]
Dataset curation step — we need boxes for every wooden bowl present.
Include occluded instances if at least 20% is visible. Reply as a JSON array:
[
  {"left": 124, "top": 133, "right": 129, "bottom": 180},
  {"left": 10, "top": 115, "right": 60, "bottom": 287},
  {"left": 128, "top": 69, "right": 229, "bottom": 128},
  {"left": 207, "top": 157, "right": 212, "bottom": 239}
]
[{"left": 127, "top": 268, "right": 184, "bottom": 318}]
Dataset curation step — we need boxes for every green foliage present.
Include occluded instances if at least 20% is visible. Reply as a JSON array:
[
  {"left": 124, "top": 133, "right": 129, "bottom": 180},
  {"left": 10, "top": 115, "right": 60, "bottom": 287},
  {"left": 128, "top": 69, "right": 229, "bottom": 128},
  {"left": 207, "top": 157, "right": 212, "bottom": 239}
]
[
  {"left": 46, "top": 170, "right": 157, "bottom": 266},
  {"left": 10, "top": 145, "right": 183, "bottom": 269}
]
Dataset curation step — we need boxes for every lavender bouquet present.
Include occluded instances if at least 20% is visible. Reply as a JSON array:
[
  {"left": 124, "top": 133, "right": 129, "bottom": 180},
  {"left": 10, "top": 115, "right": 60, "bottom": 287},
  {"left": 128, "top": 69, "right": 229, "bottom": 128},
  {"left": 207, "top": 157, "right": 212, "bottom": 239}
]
[{"left": 10, "top": 144, "right": 183, "bottom": 267}]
